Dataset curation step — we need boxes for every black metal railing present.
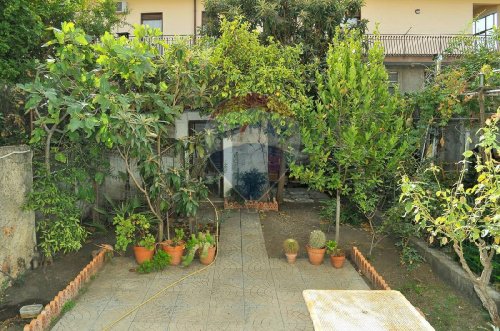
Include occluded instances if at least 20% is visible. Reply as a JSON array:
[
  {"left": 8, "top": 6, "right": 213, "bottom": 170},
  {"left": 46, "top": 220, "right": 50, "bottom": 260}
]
[
  {"left": 125, "top": 35, "right": 194, "bottom": 55},
  {"left": 364, "top": 34, "right": 499, "bottom": 56},
  {"left": 120, "top": 34, "right": 498, "bottom": 57}
]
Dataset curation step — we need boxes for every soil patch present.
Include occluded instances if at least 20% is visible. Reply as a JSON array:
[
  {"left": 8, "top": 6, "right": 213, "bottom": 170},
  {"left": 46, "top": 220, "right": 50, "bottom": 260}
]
[
  {"left": 0, "top": 233, "right": 114, "bottom": 331},
  {"left": 260, "top": 202, "right": 491, "bottom": 331}
]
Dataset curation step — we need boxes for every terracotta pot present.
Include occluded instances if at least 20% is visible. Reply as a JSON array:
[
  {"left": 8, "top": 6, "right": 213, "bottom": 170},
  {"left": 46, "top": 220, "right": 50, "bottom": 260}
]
[
  {"left": 306, "top": 245, "right": 326, "bottom": 265},
  {"left": 200, "top": 246, "right": 216, "bottom": 265},
  {"left": 133, "top": 246, "right": 154, "bottom": 264},
  {"left": 161, "top": 240, "right": 185, "bottom": 266},
  {"left": 330, "top": 255, "right": 346, "bottom": 268},
  {"left": 319, "top": 220, "right": 330, "bottom": 233},
  {"left": 285, "top": 253, "right": 297, "bottom": 264}
]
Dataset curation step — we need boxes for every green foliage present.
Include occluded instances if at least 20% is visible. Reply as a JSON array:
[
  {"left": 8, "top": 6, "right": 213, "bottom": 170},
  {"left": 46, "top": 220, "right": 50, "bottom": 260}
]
[
  {"left": 61, "top": 300, "right": 76, "bottom": 314},
  {"left": 283, "top": 239, "right": 299, "bottom": 254},
  {"left": 291, "top": 28, "right": 411, "bottom": 243},
  {"left": 113, "top": 214, "right": 155, "bottom": 251},
  {"left": 460, "top": 242, "right": 500, "bottom": 285},
  {"left": 172, "top": 228, "right": 185, "bottom": 246},
  {"left": 325, "top": 240, "right": 340, "bottom": 255},
  {"left": 396, "top": 243, "right": 424, "bottom": 271},
  {"left": 25, "top": 170, "right": 88, "bottom": 258},
  {"left": 401, "top": 111, "right": 500, "bottom": 324},
  {"left": 319, "top": 199, "right": 364, "bottom": 226},
  {"left": 203, "top": 0, "right": 365, "bottom": 59},
  {"left": 414, "top": 29, "right": 500, "bottom": 126},
  {"left": 137, "top": 250, "right": 171, "bottom": 273},
  {"left": 182, "top": 231, "right": 216, "bottom": 266},
  {"left": 208, "top": 17, "right": 307, "bottom": 139},
  {"left": 20, "top": 22, "right": 216, "bottom": 242},
  {"left": 308, "top": 230, "right": 326, "bottom": 249},
  {"left": 0, "top": 0, "right": 123, "bottom": 84},
  {"left": 234, "top": 168, "right": 267, "bottom": 200}
]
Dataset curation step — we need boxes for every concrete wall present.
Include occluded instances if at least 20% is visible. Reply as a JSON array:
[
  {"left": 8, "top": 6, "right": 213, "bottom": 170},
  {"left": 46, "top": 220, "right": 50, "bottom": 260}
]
[
  {"left": 362, "top": 0, "right": 500, "bottom": 34},
  {"left": 0, "top": 146, "right": 36, "bottom": 285},
  {"left": 115, "top": 0, "right": 204, "bottom": 35},
  {"left": 386, "top": 65, "right": 426, "bottom": 92}
]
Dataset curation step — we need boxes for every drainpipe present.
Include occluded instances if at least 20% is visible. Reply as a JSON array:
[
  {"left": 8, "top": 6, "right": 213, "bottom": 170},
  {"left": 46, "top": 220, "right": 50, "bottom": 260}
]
[{"left": 193, "top": 0, "right": 197, "bottom": 43}]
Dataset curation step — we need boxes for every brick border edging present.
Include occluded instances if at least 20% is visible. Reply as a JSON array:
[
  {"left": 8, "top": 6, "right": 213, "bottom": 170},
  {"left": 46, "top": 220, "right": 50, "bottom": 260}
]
[
  {"left": 351, "top": 246, "right": 391, "bottom": 290},
  {"left": 23, "top": 248, "right": 111, "bottom": 331},
  {"left": 224, "top": 198, "right": 279, "bottom": 211}
]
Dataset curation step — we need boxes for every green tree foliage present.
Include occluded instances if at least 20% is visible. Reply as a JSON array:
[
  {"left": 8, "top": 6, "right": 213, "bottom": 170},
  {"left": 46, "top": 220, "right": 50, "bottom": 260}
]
[
  {"left": 415, "top": 28, "right": 500, "bottom": 126},
  {"left": 291, "top": 29, "right": 411, "bottom": 243},
  {"left": 401, "top": 111, "right": 500, "bottom": 326},
  {"left": 203, "top": 0, "right": 365, "bottom": 59},
  {"left": 21, "top": 22, "right": 215, "bottom": 251},
  {"left": 207, "top": 17, "right": 307, "bottom": 132},
  {"left": 0, "top": 0, "right": 123, "bottom": 84}
]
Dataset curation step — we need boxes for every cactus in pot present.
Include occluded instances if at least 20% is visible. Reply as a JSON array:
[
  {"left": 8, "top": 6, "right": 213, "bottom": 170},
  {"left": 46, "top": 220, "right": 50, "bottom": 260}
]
[
  {"left": 283, "top": 239, "right": 299, "bottom": 264},
  {"left": 306, "top": 230, "right": 326, "bottom": 265}
]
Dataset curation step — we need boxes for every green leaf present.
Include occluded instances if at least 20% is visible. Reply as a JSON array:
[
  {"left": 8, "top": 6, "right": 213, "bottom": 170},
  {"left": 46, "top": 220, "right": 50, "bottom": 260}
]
[
  {"left": 463, "top": 150, "right": 473, "bottom": 158},
  {"left": 55, "top": 152, "right": 67, "bottom": 163}
]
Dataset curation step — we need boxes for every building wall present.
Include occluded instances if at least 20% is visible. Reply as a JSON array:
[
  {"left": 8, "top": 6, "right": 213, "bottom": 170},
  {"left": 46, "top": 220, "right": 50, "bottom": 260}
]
[
  {"left": 115, "top": 0, "right": 205, "bottom": 35},
  {"left": 387, "top": 65, "right": 426, "bottom": 93},
  {"left": 362, "top": 0, "right": 500, "bottom": 34}
]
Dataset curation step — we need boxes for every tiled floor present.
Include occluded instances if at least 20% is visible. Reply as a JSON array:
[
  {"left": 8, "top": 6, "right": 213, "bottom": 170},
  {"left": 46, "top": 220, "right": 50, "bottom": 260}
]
[{"left": 52, "top": 210, "right": 369, "bottom": 331}]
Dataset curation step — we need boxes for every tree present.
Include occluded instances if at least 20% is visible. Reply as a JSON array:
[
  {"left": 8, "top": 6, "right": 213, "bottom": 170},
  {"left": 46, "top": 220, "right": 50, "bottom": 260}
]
[
  {"left": 0, "top": 0, "right": 123, "bottom": 84},
  {"left": 206, "top": 17, "right": 307, "bottom": 202},
  {"left": 203, "top": 0, "right": 365, "bottom": 59},
  {"left": 400, "top": 111, "right": 500, "bottom": 326},
  {"left": 291, "top": 29, "right": 410, "bottom": 245}
]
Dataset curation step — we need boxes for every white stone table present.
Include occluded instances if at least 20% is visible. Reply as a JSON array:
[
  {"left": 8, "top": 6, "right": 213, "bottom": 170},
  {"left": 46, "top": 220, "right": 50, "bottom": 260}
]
[{"left": 303, "top": 290, "right": 435, "bottom": 331}]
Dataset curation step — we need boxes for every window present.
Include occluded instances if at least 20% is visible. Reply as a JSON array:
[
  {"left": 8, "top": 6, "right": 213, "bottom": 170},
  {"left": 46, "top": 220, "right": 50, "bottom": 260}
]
[
  {"left": 473, "top": 12, "right": 497, "bottom": 37},
  {"left": 388, "top": 71, "right": 399, "bottom": 94},
  {"left": 201, "top": 11, "right": 207, "bottom": 27},
  {"left": 141, "top": 13, "right": 163, "bottom": 32}
]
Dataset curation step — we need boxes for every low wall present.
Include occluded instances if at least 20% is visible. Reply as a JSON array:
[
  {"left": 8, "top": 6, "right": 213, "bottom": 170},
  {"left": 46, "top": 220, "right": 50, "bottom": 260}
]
[
  {"left": 410, "top": 238, "right": 500, "bottom": 312},
  {"left": 0, "top": 145, "right": 36, "bottom": 285}
]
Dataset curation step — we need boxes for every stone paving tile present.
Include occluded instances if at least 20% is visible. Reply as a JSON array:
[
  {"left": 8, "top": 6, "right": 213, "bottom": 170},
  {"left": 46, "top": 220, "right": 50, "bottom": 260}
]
[{"left": 53, "top": 209, "right": 369, "bottom": 330}]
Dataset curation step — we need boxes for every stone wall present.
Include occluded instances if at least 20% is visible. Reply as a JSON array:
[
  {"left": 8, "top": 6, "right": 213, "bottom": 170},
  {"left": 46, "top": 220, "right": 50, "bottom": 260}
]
[{"left": 0, "top": 145, "right": 36, "bottom": 286}]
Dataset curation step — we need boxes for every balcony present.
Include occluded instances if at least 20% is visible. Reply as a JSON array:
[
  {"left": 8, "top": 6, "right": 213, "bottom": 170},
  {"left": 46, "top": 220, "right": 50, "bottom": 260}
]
[
  {"left": 364, "top": 34, "right": 498, "bottom": 57},
  {"left": 122, "top": 34, "right": 498, "bottom": 58}
]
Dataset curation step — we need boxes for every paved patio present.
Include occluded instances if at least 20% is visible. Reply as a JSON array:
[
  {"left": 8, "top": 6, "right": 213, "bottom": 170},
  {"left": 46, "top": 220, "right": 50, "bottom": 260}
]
[{"left": 52, "top": 210, "right": 369, "bottom": 331}]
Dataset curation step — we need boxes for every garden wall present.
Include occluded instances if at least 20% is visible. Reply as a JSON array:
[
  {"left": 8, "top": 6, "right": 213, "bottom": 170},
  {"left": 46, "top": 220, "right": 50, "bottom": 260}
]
[
  {"left": 0, "top": 145, "right": 36, "bottom": 285},
  {"left": 410, "top": 238, "right": 500, "bottom": 312}
]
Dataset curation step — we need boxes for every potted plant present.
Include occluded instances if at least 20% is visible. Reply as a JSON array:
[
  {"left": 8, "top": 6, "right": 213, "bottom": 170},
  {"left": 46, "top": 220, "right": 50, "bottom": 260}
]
[
  {"left": 306, "top": 230, "right": 326, "bottom": 265},
  {"left": 161, "top": 228, "right": 185, "bottom": 266},
  {"left": 326, "top": 240, "right": 346, "bottom": 268},
  {"left": 113, "top": 213, "right": 156, "bottom": 264},
  {"left": 182, "top": 231, "right": 216, "bottom": 266},
  {"left": 283, "top": 239, "right": 299, "bottom": 263}
]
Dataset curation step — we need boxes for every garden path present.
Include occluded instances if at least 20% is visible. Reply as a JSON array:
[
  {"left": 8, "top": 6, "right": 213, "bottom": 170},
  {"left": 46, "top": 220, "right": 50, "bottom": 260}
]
[{"left": 52, "top": 210, "right": 368, "bottom": 331}]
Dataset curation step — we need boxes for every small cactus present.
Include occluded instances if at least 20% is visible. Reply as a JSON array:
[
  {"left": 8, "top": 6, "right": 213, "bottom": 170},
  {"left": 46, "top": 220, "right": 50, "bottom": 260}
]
[
  {"left": 309, "top": 230, "right": 326, "bottom": 249},
  {"left": 283, "top": 239, "right": 299, "bottom": 254}
]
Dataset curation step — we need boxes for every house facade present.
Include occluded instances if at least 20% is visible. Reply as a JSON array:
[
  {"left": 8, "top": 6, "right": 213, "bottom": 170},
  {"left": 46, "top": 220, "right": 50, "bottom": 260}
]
[
  {"left": 362, "top": 0, "right": 500, "bottom": 92},
  {"left": 111, "top": 0, "right": 499, "bottom": 197}
]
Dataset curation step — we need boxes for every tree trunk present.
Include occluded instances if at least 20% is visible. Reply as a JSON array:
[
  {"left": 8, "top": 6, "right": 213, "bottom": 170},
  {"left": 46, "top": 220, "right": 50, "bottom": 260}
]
[
  {"left": 276, "top": 146, "right": 286, "bottom": 204},
  {"left": 473, "top": 282, "right": 500, "bottom": 327},
  {"left": 92, "top": 181, "right": 100, "bottom": 223},
  {"left": 335, "top": 189, "right": 340, "bottom": 243}
]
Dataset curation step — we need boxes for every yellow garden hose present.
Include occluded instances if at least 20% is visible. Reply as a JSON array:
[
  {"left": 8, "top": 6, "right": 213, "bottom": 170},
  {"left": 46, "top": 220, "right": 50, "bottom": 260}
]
[{"left": 101, "top": 199, "right": 220, "bottom": 331}]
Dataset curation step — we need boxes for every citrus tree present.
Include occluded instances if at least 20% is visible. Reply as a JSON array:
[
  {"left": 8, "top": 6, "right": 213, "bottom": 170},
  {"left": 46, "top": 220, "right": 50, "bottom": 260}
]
[
  {"left": 401, "top": 111, "right": 500, "bottom": 326},
  {"left": 207, "top": 17, "right": 308, "bottom": 202},
  {"left": 291, "top": 29, "right": 411, "bottom": 244}
]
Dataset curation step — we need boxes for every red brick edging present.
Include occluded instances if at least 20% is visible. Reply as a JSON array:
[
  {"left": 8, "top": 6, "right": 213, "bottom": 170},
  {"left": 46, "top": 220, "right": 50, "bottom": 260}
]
[
  {"left": 23, "top": 248, "right": 112, "bottom": 331},
  {"left": 224, "top": 198, "right": 279, "bottom": 211},
  {"left": 351, "top": 246, "right": 390, "bottom": 290}
]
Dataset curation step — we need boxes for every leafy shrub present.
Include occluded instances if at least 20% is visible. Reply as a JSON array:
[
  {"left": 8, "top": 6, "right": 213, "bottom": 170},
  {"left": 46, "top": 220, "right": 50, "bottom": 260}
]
[
  {"left": 234, "top": 168, "right": 267, "bottom": 200},
  {"left": 113, "top": 214, "right": 155, "bottom": 251},
  {"left": 25, "top": 172, "right": 88, "bottom": 258},
  {"left": 137, "top": 251, "right": 171, "bottom": 273}
]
